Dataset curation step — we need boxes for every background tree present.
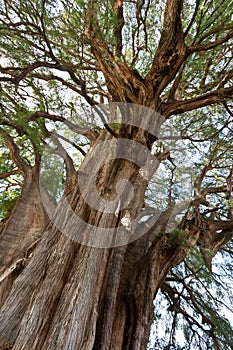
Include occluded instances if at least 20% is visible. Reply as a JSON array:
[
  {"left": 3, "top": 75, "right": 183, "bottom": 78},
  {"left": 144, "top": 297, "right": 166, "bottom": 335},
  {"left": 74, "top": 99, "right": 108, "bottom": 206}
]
[{"left": 0, "top": 0, "right": 232, "bottom": 349}]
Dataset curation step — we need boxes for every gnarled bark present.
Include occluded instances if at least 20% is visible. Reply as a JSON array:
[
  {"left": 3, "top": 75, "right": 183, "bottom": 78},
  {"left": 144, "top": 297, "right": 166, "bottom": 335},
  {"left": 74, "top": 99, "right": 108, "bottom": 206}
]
[
  {"left": 0, "top": 167, "right": 55, "bottom": 307},
  {"left": 0, "top": 126, "right": 200, "bottom": 350}
]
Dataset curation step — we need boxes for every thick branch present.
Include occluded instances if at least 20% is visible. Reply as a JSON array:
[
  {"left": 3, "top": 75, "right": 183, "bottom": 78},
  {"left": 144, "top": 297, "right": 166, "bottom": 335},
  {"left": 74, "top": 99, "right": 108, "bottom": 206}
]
[
  {"left": 84, "top": 1, "right": 146, "bottom": 103},
  {"left": 113, "top": 0, "right": 124, "bottom": 57},
  {"left": 162, "top": 86, "right": 233, "bottom": 117},
  {"left": 201, "top": 184, "right": 232, "bottom": 195},
  {"left": 209, "top": 220, "right": 233, "bottom": 233},
  {"left": 145, "top": 0, "right": 186, "bottom": 97},
  {"left": 0, "top": 169, "right": 19, "bottom": 180}
]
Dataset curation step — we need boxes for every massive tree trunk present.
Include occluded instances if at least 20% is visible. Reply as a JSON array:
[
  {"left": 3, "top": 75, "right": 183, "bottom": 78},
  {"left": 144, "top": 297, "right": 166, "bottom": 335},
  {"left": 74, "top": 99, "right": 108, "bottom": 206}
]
[
  {"left": 0, "top": 167, "right": 54, "bottom": 307},
  {"left": 0, "top": 0, "right": 233, "bottom": 348},
  {"left": 0, "top": 123, "right": 200, "bottom": 350},
  {"left": 1, "top": 2, "right": 231, "bottom": 347}
]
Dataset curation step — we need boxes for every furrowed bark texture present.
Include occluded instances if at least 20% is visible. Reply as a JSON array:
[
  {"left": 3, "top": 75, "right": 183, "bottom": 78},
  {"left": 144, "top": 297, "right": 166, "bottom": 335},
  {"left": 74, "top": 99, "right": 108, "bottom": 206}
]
[
  {"left": 0, "top": 127, "right": 200, "bottom": 350},
  {"left": 0, "top": 168, "right": 54, "bottom": 307}
]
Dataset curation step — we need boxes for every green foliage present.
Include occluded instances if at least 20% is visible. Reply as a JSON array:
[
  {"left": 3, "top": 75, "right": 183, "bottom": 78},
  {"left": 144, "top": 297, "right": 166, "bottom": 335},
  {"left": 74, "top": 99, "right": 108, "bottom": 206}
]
[
  {"left": 0, "top": 188, "right": 21, "bottom": 219},
  {"left": 150, "top": 247, "right": 233, "bottom": 350},
  {"left": 0, "top": 147, "right": 22, "bottom": 219},
  {"left": 39, "top": 151, "right": 66, "bottom": 202},
  {"left": 168, "top": 229, "right": 188, "bottom": 247}
]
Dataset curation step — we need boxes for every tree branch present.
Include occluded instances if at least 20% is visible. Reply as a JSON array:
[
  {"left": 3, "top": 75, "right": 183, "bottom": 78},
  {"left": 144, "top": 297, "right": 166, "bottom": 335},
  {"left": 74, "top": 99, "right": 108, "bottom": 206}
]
[
  {"left": 50, "top": 134, "right": 76, "bottom": 182},
  {"left": 26, "top": 111, "right": 98, "bottom": 142},
  {"left": 84, "top": 0, "right": 146, "bottom": 103},
  {"left": 113, "top": 0, "right": 124, "bottom": 57},
  {"left": 0, "top": 129, "right": 29, "bottom": 175},
  {"left": 54, "top": 132, "right": 86, "bottom": 157},
  {"left": 145, "top": 0, "right": 186, "bottom": 99},
  {"left": 184, "top": 0, "right": 201, "bottom": 38},
  {"left": 0, "top": 169, "right": 19, "bottom": 180},
  {"left": 162, "top": 85, "right": 233, "bottom": 117},
  {"left": 196, "top": 24, "right": 233, "bottom": 45},
  {"left": 189, "top": 28, "right": 233, "bottom": 53}
]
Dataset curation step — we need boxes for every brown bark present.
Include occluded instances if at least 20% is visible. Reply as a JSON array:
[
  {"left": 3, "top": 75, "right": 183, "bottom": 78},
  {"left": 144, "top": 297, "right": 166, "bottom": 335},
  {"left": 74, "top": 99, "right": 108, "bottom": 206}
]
[
  {"left": 0, "top": 125, "right": 200, "bottom": 350},
  {"left": 0, "top": 216, "right": 199, "bottom": 350},
  {"left": 0, "top": 167, "right": 55, "bottom": 307}
]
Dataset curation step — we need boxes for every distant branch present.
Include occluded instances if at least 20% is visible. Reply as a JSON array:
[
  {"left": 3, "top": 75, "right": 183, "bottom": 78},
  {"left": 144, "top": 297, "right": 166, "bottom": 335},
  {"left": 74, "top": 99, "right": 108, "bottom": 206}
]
[
  {"left": 26, "top": 111, "right": 98, "bottom": 142},
  {"left": 54, "top": 132, "right": 86, "bottom": 157},
  {"left": 50, "top": 134, "right": 76, "bottom": 182},
  {"left": 189, "top": 28, "right": 233, "bottom": 53},
  {"left": 184, "top": 0, "right": 201, "bottom": 37},
  {"left": 196, "top": 24, "right": 233, "bottom": 45}
]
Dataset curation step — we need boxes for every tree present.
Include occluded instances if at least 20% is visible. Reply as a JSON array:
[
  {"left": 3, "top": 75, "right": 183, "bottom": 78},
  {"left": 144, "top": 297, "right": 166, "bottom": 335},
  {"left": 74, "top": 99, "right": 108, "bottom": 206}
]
[{"left": 0, "top": 0, "right": 233, "bottom": 349}]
